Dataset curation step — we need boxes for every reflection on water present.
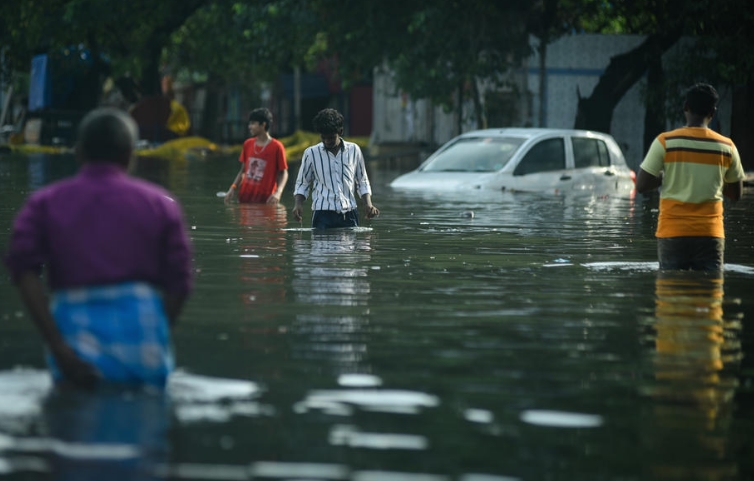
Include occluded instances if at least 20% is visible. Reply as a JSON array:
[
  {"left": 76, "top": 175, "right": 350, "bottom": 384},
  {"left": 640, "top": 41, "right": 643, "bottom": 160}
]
[
  {"left": 644, "top": 272, "right": 743, "bottom": 481},
  {"left": 291, "top": 229, "right": 375, "bottom": 373},
  {"left": 230, "top": 203, "right": 288, "bottom": 308},
  {"left": 0, "top": 369, "right": 263, "bottom": 478},
  {"left": 1, "top": 152, "right": 754, "bottom": 480}
]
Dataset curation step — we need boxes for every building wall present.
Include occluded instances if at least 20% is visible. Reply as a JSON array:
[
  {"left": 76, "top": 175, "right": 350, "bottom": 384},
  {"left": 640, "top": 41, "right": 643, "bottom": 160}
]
[{"left": 527, "top": 34, "right": 648, "bottom": 169}]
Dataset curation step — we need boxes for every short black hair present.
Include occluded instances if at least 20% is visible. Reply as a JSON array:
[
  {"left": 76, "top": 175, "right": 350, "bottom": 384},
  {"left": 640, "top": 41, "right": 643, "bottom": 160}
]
[
  {"left": 312, "top": 108, "right": 344, "bottom": 134},
  {"left": 685, "top": 83, "right": 719, "bottom": 117},
  {"left": 77, "top": 107, "right": 137, "bottom": 164},
  {"left": 248, "top": 108, "right": 273, "bottom": 131}
]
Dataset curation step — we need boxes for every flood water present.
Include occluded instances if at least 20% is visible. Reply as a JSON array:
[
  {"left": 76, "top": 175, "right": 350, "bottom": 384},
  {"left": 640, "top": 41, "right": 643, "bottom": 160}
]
[{"left": 0, "top": 150, "right": 753, "bottom": 480}]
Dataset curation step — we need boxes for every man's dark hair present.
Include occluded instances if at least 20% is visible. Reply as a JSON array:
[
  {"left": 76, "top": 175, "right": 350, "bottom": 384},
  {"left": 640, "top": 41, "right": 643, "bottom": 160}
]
[
  {"left": 248, "top": 108, "right": 273, "bottom": 131},
  {"left": 312, "top": 108, "right": 344, "bottom": 134},
  {"left": 685, "top": 83, "right": 719, "bottom": 117},
  {"left": 77, "top": 107, "right": 137, "bottom": 165}
]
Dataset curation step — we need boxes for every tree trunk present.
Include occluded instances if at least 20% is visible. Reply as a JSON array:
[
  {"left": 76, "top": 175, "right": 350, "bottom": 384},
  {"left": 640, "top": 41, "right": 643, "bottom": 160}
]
[
  {"left": 199, "top": 76, "right": 221, "bottom": 141},
  {"left": 731, "top": 77, "right": 754, "bottom": 172},
  {"left": 456, "top": 82, "right": 463, "bottom": 136},
  {"left": 470, "top": 77, "right": 486, "bottom": 129},
  {"left": 642, "top": 57, "right": 666, "bottom": 158},
  {"left": 140, "top": 42, "right": 164, "bottom": 97},
  {"left": 538, "top": 36, "right": 548, "bottom": 127},
  {"left": 574, "top": 31, "right": 681, "bottom": 133}
]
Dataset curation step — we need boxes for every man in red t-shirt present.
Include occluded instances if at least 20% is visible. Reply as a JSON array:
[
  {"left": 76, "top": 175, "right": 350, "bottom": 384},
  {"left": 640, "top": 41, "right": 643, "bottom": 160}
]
[{"left": 225, "top": 108, "right": 289, "bottom": 204}]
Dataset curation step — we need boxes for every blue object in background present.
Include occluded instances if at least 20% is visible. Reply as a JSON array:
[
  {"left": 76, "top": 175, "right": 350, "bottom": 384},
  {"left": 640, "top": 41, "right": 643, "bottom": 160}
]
[{"left": 29, "top": 54, "right": 52, "bottom": 112}]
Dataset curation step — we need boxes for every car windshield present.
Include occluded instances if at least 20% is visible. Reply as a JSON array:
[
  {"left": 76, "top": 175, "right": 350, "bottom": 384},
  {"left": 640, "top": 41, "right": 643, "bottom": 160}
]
[{"left": 420, "top": 137, "right": 525, "bottom": 173}]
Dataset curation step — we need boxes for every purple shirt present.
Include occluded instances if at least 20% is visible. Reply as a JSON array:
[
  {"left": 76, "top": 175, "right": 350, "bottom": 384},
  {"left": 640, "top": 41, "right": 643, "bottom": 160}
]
[{"left": 5, "top": 163, "right": 193, "bottom": 295}]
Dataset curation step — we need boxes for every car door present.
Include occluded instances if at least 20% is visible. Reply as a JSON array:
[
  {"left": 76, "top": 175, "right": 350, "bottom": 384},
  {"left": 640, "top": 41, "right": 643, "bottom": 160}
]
[
  {"left": 570, "top": 136, "right": 615, "bottom": 191},
  {"left": 510, "top": 137, "right": 570, "bottom": 192}
]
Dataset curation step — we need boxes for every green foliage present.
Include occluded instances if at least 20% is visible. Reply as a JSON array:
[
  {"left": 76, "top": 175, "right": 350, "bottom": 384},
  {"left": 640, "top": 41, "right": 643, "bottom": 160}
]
[
  {"left": 1, "top": 0, "right": 207, "bottom": 96},
  {"left": 304, "top": 0, "right": 533, "bottom": 126},
  {"left": 3, "top": 0, "right": 754, "bottom": 134}
]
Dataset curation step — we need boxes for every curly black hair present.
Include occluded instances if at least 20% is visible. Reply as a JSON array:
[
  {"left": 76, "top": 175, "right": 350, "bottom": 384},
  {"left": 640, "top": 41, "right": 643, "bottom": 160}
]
[
  {"left": 685, "top": 83, "right": 719, "bottom": 117},
  {"left": 312, "top": 108, "right": 344, "bottom": 134}
]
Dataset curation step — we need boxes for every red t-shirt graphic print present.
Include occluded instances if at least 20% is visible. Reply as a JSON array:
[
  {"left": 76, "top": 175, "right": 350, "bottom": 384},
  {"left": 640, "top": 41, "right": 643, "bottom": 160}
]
[{"left": 237, "top": 138, "right": 288, "bottom": 203}]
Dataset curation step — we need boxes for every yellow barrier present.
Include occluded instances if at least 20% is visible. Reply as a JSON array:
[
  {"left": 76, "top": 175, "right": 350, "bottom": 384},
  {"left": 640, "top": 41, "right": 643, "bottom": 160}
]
[{"left": 1, "top": 130, "right": 370, "bottom": 162}]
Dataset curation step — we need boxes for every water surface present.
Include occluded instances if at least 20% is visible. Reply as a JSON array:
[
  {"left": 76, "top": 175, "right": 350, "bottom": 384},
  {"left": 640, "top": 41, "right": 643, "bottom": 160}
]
[{"left": 0, "top": 151, "right": 753, "bottom": 480}]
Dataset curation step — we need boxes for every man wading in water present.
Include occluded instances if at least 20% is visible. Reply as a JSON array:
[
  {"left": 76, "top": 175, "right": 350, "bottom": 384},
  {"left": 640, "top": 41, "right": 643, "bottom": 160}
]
[{"left": 5, "top": 107, "right": 193, "bottom": 388}]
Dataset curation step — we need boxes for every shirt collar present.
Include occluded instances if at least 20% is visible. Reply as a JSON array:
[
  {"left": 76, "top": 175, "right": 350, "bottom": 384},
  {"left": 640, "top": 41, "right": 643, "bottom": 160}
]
[
  {"left": 319, "top": 140, "right": 346, "bottom": 153},
  {"left": 79, "top": 162, "right": 128, "bottom": 178}
]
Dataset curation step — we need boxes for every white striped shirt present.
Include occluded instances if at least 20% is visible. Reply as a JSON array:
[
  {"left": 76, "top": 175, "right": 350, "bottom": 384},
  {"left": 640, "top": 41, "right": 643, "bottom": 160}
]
[{"left": 293, "top": 140, "right": 372, "bottom": 213}]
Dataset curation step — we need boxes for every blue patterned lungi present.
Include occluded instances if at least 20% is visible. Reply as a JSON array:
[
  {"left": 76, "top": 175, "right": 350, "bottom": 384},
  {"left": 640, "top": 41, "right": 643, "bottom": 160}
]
[{"left": 49, "top": 282, "right": 174, "bottom": 387}]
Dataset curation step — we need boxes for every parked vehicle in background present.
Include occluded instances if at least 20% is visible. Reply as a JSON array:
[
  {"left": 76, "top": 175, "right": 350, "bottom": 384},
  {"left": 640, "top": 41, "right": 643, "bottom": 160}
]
[{"left": 389, "top": 128, "right": 636, "bottom": 195}]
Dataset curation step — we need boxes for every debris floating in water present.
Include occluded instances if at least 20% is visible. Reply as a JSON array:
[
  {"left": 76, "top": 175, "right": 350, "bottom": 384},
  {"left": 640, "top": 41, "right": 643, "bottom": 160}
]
[
  {"left": 461, "top": 211, "right": 475, "bottom": 218},
  {"left": 216, "top": 192, "right": 227, "bottom": 198}
]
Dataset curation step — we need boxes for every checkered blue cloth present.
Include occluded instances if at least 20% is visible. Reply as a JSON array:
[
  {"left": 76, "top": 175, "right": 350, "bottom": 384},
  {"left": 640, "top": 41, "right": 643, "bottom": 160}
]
[{"left": 49, "top": 282, "right": 174, "bottom": 387}]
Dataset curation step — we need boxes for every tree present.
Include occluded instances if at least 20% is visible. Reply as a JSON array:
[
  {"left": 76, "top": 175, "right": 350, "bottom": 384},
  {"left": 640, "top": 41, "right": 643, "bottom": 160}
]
[
  {"left": 573, "top": 28, "right": 682, "bottom": 134},
  {"left": 169, "top": 0, "right": 329, "bottom": 134},
  {"left": 0, "top": 0, "right": 208, "bottom": 109},
  {"left": 569, "top": 0, "right": 754, "bottom": 163},
  {"left": 307, "top": 0, "right": 533, "bottom": 132}
]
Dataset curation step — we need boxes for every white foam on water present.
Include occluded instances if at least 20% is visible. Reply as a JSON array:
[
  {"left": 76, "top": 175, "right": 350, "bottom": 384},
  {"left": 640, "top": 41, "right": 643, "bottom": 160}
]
[
  {"left": 337, "top": 374, "right": 383, "bottom": 387},
  {"left": 580, "top": 261, "right": 754, "bottom": 275},
  {"left": 0, "top": 368, "right": 52, "bottom": 433},
  {"left": 282, "top": 226, "right": 374, "bottom": 233},
  {"left": 329, "top": 425, "right": 428, "bottom": 450},
  {"left": 520, "top": 409, "right": 603, "bottom": 428},
  {"left": 168, "top": 371, "right": 267, "bottom": 424},
  {"left": 250, "top": 461, "right": 349, "bottom": 479},
  {"left": 464, "top": 409, "right": 494, "bottom": 424},
  {"left": 353, "top": 471, "right": 449, "bottom": 481},
  {"left": 154, "top": 463, "right": 250, "bottom": 480},
  {"left": 579, "top": 261, "right": 658, "bottom": 271},
  {"left": 167, "top": 370, "right": 261, "bottom": 403},
  {"left": 174, "top": 401, "right": 273, "bottom": 424},
  {"left": 296, "top": 389, "right": 440, "bottom": 416},
  {"left": 724, "top": 263, "right": 754, "bottom": 274},
  {"left": 0, "top": 432, "right": 139, "bottom": 460},
  {"left": 459, "top": 475, "right": 520, "bottom": 481}
]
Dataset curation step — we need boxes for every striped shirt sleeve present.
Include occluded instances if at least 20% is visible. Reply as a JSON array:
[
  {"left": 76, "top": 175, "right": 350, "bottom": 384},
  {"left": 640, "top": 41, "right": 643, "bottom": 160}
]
[{"left": 639, "top": 137, "right": 665, "bottom": 177}]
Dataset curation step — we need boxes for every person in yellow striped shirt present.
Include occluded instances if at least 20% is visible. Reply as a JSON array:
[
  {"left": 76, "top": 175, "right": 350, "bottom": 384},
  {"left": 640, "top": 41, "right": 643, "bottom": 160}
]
[{"left": 636, "top": 83, "right": 745, "bottom": 272}]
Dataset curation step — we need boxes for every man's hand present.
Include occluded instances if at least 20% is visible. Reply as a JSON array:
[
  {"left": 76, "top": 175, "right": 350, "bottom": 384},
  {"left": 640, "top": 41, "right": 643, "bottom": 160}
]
[
  {"left": 364, "top": 204, "right": 380, "bottom": 219},
  {"left": 16, "top": 271, "right": 99, "bottom": 388},
  {"left": 51, "top": 343, "right": 100, "bottom": 389},
  {"left": 224, "top": 187, "right": 236, "bottom": 205},
  {"left": 266, "top": 192, "right": 281, "bottom": 205},
  {"left": 292, "top": 194, "right": 306, "bottom": 222}
]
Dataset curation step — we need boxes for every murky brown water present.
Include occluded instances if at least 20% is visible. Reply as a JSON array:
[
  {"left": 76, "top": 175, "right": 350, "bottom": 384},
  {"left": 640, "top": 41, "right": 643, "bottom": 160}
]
[{"left": 0, "top": 151, "right": 753, "bottom": 480}]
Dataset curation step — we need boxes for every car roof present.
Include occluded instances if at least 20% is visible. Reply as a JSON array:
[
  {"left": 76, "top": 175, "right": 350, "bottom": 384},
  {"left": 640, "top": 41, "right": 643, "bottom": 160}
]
[{"left": 455, "top": 128, "right": 611, "bottom": 140}]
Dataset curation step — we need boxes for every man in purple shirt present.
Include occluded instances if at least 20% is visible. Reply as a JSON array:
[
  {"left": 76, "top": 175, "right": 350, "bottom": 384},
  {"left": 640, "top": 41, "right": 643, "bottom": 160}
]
[{"left": 4, "top": 107, "right": 193, "bottom": 388}]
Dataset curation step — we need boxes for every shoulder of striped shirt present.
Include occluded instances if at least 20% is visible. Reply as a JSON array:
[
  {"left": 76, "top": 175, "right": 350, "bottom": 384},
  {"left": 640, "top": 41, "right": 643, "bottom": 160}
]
[{"left": 662, "top": 129, "right": 733, "bottom": 147}]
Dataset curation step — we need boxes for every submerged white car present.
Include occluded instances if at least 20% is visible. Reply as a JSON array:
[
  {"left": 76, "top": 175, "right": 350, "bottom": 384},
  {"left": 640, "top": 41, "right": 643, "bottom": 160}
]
[{"left": 389, "top": 128, "right": 636, "bottom": 195}]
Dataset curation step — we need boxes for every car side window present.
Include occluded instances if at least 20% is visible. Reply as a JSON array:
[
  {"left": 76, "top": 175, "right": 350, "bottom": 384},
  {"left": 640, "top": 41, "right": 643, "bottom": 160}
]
[
  {"left": 513, "top": 138, "right": 565, "bottom": 176},
  {"left": 572, "top": 137, "right": 610, "bottom": 168}
]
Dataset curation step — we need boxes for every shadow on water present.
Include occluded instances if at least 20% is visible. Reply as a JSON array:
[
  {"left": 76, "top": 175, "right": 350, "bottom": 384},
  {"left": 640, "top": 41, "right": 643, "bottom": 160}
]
[{"left": 1, "top": 151, "right": 754, "bottom": 479}]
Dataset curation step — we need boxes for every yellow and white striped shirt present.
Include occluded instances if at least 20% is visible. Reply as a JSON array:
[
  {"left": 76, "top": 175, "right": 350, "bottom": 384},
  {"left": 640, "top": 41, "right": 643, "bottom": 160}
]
[{"left": 640, "top": 127, "right": 745, "bottom": 238}]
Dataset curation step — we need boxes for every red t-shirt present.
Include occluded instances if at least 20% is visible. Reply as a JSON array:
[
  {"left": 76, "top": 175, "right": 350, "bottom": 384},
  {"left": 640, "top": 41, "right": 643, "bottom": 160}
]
[{"left": 237, "top": 138, "right": 288, "bottom": 203}]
